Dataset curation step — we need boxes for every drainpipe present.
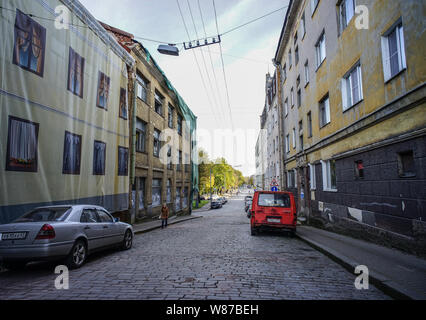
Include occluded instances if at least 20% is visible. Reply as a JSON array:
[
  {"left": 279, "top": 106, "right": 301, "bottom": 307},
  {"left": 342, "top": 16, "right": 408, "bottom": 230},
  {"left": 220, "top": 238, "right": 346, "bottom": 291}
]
[{"left": 130, "top": 74, "right": 137, "bottom": 224}]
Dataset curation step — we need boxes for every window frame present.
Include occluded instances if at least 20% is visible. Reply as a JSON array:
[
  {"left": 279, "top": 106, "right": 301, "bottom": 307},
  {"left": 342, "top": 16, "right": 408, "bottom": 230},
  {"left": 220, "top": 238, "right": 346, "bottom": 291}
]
[
  {"left": 381, "top": 20, "right": 407, "bottom": 83},
  {"left": 67, "top": 47, "right": 85, "bottom": 98},
  {"left": 6, "top": 116, "right": 39, "bottom": 173},
  {"left": 153, "top": 128, "right": 161, "bottom": 158},
  {"left": 62, "top": 131, "right": 82, "bottom": 175},
  {"left": 315, "top": 31, "right": 326, "bottom": 69},
  {"left": 136, "top": 118, "right": 147, "bottom": 153},
  {"left": 117, "top": 146, "right": 129, "bottom": 176},
  {"left": 321, "top": 159, "right": 337, "bottom": 191},
  {"left": 319, "top": 95, "right": 331, "bottom": 128},
  {"left": 93, "top": 140, "right": 106, "bottom": 176},
  {"left": 342, "top": 62, "right": 363, "bottom": 111}
]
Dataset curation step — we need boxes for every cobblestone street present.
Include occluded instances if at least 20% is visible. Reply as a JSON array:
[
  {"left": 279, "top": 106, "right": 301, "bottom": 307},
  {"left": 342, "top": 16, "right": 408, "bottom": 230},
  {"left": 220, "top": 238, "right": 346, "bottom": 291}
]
[{"left": 0, "top": 197, "right": 390, "bottom": 300}]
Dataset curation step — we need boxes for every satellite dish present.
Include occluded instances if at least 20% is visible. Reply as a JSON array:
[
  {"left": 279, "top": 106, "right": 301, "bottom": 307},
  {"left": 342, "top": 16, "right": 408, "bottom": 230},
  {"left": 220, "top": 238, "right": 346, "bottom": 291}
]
[{"left": 157, "top": 44, "right": 179, "bottom": 56}]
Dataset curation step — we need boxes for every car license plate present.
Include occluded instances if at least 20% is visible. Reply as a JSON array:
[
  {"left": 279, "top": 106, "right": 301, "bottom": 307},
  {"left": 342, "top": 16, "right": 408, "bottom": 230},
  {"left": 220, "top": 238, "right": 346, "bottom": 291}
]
[
  {"left": 1, "top": 232, "right": 27, "bottom": 240},
  {"left": 267, "top": 218, "right": 280, "bottom": 223}
]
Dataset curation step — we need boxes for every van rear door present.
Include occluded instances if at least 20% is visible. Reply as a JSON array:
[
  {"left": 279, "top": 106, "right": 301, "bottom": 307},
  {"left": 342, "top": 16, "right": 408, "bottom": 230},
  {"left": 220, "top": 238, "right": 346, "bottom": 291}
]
[{"left": 255, "top": 192, "right": 293, "bottom": 225}]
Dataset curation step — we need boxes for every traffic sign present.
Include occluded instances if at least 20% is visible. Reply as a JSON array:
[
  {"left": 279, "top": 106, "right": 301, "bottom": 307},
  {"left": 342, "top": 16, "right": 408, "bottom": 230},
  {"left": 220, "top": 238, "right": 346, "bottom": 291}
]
[{"left": 271, "top": 186, "right": 278, "bottom": 192}]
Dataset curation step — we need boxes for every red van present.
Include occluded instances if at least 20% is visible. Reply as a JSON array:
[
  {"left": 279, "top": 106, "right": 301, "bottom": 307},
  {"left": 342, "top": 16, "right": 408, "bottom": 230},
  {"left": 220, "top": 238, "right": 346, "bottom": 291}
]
[{"left": 250, "top": 191, "right": 297, "bottom": 236}]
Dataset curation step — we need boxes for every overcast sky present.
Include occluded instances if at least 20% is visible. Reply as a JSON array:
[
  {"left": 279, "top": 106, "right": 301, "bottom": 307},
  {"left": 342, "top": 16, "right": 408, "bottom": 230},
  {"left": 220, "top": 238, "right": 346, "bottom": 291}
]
[{"left": 79, "top": 0, "right": 289, "bottom": 176}]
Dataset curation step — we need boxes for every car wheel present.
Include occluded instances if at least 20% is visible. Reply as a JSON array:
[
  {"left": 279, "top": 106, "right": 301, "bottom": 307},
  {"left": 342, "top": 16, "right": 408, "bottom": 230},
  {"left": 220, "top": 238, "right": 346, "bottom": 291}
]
[
  {"left": 122, "top": 229, "right": 133, "bottom": 250},
  {"left": 250, "top": 227, "right": 257, "bottom": 236},
  {"left": 65, "top": 240, "right": 87, "bottom": 269},
  {"left": 3, "top": 261, "right": 27, "bottom": 271}
]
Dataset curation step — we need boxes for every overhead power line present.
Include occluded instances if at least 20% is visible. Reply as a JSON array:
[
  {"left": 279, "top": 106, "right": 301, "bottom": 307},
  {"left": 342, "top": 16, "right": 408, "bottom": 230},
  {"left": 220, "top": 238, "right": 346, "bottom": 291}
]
[
  {"left": 213, "top": 0, "right": 234, "bottom": 131},
  {"left": 176, "top": 0, "right": 222, "bottom": 127}
]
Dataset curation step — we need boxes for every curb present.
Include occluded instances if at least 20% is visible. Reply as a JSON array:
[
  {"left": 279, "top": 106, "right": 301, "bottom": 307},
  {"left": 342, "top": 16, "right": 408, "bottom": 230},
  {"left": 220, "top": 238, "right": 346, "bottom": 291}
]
[
  {"left": 133, "top": 216, "right": 202, "bottom": 235},
  {"left": 296, "top": 233, "right": 413, "bottom": 300}
]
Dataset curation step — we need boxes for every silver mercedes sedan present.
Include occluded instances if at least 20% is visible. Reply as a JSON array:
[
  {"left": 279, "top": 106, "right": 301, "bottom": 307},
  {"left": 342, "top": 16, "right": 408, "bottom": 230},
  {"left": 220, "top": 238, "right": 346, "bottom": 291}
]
[{"left": 0, "top": 205, "right": 133, "bottom": 270}]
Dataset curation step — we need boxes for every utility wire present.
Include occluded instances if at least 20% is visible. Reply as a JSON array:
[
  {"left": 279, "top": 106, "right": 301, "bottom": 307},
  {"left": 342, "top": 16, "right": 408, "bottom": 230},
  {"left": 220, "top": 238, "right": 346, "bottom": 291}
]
[
  {"left": 187, "top": 0, "right": 225, "bottom": 126},
  {"left": 197, "top": 0, "right": 227, "bottom": 124},
  {"left": 176, "top": 0, "right": 221, "bottom": 127},
  {"left": 213, "top": 0, "right": 234, "bottom": 131}
]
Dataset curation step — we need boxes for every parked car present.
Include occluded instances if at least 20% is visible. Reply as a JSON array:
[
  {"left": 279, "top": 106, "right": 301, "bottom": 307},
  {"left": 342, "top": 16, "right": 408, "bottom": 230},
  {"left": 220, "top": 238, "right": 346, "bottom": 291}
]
[
  {"left": 246, "top": 202, "right": 253, "bottom": 218},
  {"left": 0, "top": 205, "right": 134, "bottom": 270},
  {"left": 250, "top": 191, "right": 297, "bottom": 236},
  {"left": 219, "top": 197, "right": 228, "bottom": 205},
  {"left": 245, "top": 199, "right": 252, "bottom": 213},
  {"left": 210, "top": 201, "right": 222, "bottom": 209}
]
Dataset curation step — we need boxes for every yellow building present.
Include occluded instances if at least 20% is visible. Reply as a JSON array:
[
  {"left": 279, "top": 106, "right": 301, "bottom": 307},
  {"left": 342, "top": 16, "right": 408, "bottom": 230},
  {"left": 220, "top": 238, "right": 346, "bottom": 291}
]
[
  {"left": 0, "top": 0, "right": 134, "bottom": 223},
  {"left": 101, "top": 23, "right": 197, "bottom": 222},
  {"left": 274, "top": 0, "right": 426, "bottom": 254}
]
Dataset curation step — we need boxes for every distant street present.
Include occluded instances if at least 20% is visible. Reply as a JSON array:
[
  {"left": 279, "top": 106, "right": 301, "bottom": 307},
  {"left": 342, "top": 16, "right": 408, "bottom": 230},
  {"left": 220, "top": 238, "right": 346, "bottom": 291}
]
[{"left": 0, "top": 195, "right": 389, "bottom": 300}]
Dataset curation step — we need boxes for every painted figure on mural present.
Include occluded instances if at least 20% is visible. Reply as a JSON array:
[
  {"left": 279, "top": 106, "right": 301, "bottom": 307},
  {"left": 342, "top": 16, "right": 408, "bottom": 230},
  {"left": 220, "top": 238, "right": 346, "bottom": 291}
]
[{"left": 97, "top": 72, "right": 110, "bottom": 109}]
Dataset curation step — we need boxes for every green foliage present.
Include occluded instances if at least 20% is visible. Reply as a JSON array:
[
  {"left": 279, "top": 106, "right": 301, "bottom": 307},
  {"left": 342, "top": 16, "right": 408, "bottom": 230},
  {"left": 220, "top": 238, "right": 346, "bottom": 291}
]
[{"left": 197, "top": 149, "right": 245, "bottom": 195}]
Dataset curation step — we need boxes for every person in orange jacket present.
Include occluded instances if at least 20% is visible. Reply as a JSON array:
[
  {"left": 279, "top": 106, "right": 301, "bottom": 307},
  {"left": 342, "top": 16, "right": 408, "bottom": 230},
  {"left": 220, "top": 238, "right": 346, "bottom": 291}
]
[{"left": 160, "top": 203, "right": 169, "bottom": 229}]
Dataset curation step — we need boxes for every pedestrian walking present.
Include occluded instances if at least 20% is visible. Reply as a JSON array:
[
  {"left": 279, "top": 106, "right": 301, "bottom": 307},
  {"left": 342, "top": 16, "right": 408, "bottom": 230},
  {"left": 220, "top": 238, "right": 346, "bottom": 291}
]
[{"left": 160, "top": 203, "right": 169, "bottom": 229}]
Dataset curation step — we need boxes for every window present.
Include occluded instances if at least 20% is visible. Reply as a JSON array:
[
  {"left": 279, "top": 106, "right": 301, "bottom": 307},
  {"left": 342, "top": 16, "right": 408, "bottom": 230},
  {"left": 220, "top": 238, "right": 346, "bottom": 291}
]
[
  {"left": 284, "top": 98, "right": 289, "bottom": 116},
  {"left": 175, "top": 187, "right": 182, "bottom": 211},
  {"left": 96, "top": 71, "right": 110, "bottom": 109},
  {"left": 177, "top": 151, "right": 182, "bottom": 171},
  {"left": 286, "top": 134, "right": 290, "bottom": 153},
  {"left": 342, "top": 63, "right": 363, "bottom": 110},
  {"left": 282, "top": 64, "right": 287, "bottom": 82},
  {"left": 97, "top": 210, "right": 113, "bottom": 223},
  {"left": 136, "top": 118, "right": 146, "bottom": 152},
  {"left": 311, "top": 0, "right": 320, "bottom": 15},
  {"left": 152, "top": 179, "right": 162, "bottom": 207},
  {"left": 136, "top": 73, "right": 148, "bottom": 103},
  {"left": 292, "top": 128, "right": 296, "bottom": 149},
  {"left": 63, "top": 131, "right": 82, "bottom": 175},
  {"left": 287, "top": 170, "right": 296, "bottom": 188},
  {"left": 177, "top": 114, "right": 183, "bottom": 135},
  {"left": 136, "top": 118, "right": 146, "bottom": 153},
  {"left": 309, "top": 163, "right": 316, "bottom": 190},
  {"left": 300, "top": 134, "right": 304, "bottom": 151},
  {"left": 183, "top": 187, "right": 189, "bottom": 208},
  {"left": 185, "top": 153, "right": 190, "bottom": 172},
  {"left": 258, "top": 193, "right": 291, "bottom": 207},
  {"left": 315, "top": 31, "right": 326, "bottom": 68},
  {"left": 138, "top": 177, "right": 145, "bottom": 209},
  {"left": 168, "top": 105, "right": 174, "bottom": 128},
  {"left": 167, "top": 146, "right": 172, "bottom": 170},
  {"left": 289, "top": 49, "right": 292, "bottom": 67},
  {"left": 167, "top": 179, "right": 172, "bottom": 203},
  {"left": 397, "top": 151, "right": 415, "bottom": 178},
  {"left": 319, "top": 95, "right": 331, "bottom": 128},
  {"left": 118, "top": 146, "right": 128, "bottom": 176},
  {"left": 93, "top": 141, "right": 106, "bottom": 175},
  {"left": 291, "top": 87, "right": 294, "bottom": 106},
  {"left": 294, "top": 31, "right": 298, "bottom": 45},
  {"left": 296, "top": 75, "right": 300, "bottom": 88},
  {"left": 6, "top": 116, "right": 39, "bottom": 172},
  {"left": 307, "top": 112, "right": 312, "bottom": 137},
  {"left": 67, "top": 47, "right": 85, "bottom": 98},
  {"left": 339, "top": 0, "right": 355, "bottom": 32},
  {"left": 321, "top": 160, "right": 337, "bottom": 191},
  {"left": 13, "top": 9, "right": 46, "bottom": 77},
  {"left": 154, "top": 90, "right": 164, "bottom": 116},
  {"left": 273, "top": 139, "right": 276, "bottom": 153},
  {"left": 381, "top": 21, "right": 406, "bottom": 82},
  {"left": 355, "top": 160, "right": 364, "bottom": 179},
  {"left": 119, "top": 88, "right": 128, "bottom": 119},
  {"left": 297, "top": 89, "right": 302, "bottom": 108},
  {"left": 295, "top": 46, "right": 299, "bottom": 65},
  {"left": 81, "top": 209, "right": 99, "bottom": 223},
  {"left": 153, "top": 129, "right": 161, "bottom": 157},
  {"left": 304, "top": 60, "right": 309, "bottom": 86},
  {"left": 300, "top": 12, "right": 306, "bottom": 37}
]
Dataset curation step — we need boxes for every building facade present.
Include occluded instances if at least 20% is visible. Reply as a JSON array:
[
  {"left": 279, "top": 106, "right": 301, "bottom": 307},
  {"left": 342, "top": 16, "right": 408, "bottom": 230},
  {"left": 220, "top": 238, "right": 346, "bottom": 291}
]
[
  {"left": 101, "top": 22, "right": 197, "bottom": 222},
  {"left": 263, "top": 72, "right": 284, "bottom": 191},
  {"left": 274, "top": 0, "right": 426, "bottom": 254},
  {"left": 0, "top": 0, "right": 134, "bottom": 223}
]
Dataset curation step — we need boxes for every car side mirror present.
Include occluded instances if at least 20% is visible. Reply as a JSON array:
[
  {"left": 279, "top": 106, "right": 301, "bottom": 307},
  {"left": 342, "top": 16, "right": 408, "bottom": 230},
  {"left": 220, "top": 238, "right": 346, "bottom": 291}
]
[{"left": 114, "top": 217, "right": 120, "bottom": 222}]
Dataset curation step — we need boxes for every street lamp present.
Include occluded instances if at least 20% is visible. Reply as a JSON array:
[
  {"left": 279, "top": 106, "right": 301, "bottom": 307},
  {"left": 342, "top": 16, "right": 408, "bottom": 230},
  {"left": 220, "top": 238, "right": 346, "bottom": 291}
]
[{"left": 157, "top": 44, "right": 179, "bottom": 56}]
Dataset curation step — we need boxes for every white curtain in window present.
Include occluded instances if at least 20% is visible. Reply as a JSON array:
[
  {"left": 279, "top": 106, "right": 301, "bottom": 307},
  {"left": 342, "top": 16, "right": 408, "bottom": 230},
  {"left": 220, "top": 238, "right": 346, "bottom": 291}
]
[{"left": 9, "top": 119, "right": 37, "bottom": 161}]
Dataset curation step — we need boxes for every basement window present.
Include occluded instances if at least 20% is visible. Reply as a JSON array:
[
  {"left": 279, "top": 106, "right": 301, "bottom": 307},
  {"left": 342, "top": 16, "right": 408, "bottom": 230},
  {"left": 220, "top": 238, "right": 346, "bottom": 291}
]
[
  {"left": 355, "top": 160, "right": 364, "bottom": 179},
  {"left": 397, "top": 151, "right": 415, "bottom": 178}
]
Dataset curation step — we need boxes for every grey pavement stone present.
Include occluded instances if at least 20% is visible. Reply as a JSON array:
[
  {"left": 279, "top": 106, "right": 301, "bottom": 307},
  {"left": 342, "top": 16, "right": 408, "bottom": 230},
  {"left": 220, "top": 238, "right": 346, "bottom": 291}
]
[{"left": 0, "top": 196, "right": 390, "bottom": 300}]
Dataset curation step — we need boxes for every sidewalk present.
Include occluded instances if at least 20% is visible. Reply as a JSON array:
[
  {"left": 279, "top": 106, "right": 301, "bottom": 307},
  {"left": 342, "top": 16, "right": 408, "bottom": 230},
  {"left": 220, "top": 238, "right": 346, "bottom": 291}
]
[
  {"left": 296, "top": 226, "right": 426, "bottom": 300},
  {"left": 132, "top": 214, "right": 202, "bottom": 234}
]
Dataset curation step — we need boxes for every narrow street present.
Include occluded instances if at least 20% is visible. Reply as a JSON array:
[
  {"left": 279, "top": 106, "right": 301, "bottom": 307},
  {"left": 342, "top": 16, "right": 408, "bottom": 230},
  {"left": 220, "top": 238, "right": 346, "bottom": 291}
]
[{"left": 0, "top": 195, "right": 389, "bottom": 300}]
